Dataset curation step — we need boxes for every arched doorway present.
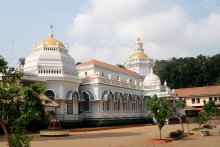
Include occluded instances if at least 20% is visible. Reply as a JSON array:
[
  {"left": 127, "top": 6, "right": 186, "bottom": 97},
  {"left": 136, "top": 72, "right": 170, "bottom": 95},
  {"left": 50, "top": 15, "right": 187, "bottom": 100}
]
[{"left": 66, "top": 91, "right": 79, "bottom": 115}]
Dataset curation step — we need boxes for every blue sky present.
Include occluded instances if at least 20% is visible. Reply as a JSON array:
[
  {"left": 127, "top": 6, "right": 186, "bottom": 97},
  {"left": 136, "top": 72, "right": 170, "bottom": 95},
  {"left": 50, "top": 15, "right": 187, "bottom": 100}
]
[{"left": 0, "top": 0, "right": 220, "bottom": 67}]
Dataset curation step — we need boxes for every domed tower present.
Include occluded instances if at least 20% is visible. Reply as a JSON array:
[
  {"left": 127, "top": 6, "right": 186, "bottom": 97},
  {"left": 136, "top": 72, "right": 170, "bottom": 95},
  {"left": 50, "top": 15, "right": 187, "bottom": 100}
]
[
  {"left": 143, "top": 68, "right": 161, "bottom": 87},
  {"left": 23, "top": 25, "right": 81, "bottom": 116},
  {"left": 24, "top": 25, "right": 77, "bottom": 78},
  {"left": 125, "top": 37, "right": 154, "bottom": 76}
]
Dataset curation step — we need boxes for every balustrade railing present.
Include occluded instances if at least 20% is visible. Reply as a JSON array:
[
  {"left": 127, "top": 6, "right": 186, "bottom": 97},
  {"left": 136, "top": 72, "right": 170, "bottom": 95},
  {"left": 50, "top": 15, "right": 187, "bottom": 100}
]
[{"left": 81, "top": 76, "right": 142, "bottom": 90}]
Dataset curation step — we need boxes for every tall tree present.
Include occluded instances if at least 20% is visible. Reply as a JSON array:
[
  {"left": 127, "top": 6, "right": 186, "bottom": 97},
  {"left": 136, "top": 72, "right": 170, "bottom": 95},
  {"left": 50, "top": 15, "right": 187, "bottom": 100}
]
[
  {"left": 203, "top": 100, "right": 218, "bottom": 125},
  {"left": 147, "top": 95, "right": 173, "bottom": 139},
  {"left": 0, "top": 56, "right": 45, "bottom": 147},
  {"left": 176, "top": 99, "right": 190, "bottom": 133},
  {"left": 154, "top": 53, "right": 220, "bottom": 88},
  {"left": 18, "top": 58, "right": 25, "bottom": 70},
  {"left": 176, "top": 99, "right": 186, "bottom": 132},
  {"left": 195, "top": 111, "right": 208, "bottom": 128}
]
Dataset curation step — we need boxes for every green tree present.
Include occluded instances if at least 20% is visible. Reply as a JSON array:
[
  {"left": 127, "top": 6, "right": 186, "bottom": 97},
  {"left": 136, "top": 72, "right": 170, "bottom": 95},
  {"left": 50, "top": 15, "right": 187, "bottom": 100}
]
[
  {"left": 195, "top": 111, "right": 208, "bottom": 128},
  {"left": 176, "top": 99, "right": 186, "bottom": 132},
  {"left": 116, "top": 64, "right": 125, "bottom": 69},
  {"left": 0, "top": 56, "right": 45, "bottom": 147},
  {"left": 76, "top": 62, "right": 82, "bottom": 65},
  {"left": 203, "top": 100, "right": 218, "bottom": 125},
  {"left": 147, "top": 95, "right": 173, "bottom": 139},
  {"left": 154, "top": 54, "right": 220, "bottom": 88},
  {"left": 18, "top": 58, "right": 25, "bottom": 70},
  {"left": 18, "top": 58, "right": 25, "bottom": 66}
]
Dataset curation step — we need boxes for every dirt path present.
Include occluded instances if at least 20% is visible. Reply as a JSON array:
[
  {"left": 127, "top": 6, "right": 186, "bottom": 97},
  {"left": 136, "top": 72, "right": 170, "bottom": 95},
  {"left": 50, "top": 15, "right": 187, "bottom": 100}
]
[{"left": 0, "top": 123, "right": 220, "bottom": 147}]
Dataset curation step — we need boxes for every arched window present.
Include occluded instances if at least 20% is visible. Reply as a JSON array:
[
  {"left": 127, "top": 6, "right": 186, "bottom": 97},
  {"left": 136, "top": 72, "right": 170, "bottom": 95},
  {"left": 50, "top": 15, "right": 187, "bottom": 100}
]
[
  {"left": 108, "top": 92, "right": 113, "bottom": 110},
  {"left": 103, "top": 100, "right": 107, "bottom": 110},
  {"left": 123, "top": 99, "right": 128, "bottom": 111},
  {"left": 132, "top": 96, "right": 136, "bottom": 111},
  {"left": 118, "top": 94, "right": 123, "bottom": 111},
  {"left": 128, "top": 95, "right": 132, "bottom": 111},
  {"left": 67, "top": 99, "right": 73, "bottom": 114},
  {"left": 136, "top": 96, "right": 140, "bottom": 111},
  {"left": 140, "top": 97, "right": 143, "bottom": 112},
  {"left": 44, "top": 90, "right": 55, "bottom": 100},
  {"left": 83, "top": 92, "right": 92, "bottom": 111}
]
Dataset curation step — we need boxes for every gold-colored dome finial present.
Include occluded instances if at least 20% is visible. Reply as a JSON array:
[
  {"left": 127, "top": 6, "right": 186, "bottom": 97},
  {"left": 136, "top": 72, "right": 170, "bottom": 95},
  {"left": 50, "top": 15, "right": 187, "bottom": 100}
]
[
  {"left": 34, "top": 25, "right": 65, "bottom": 48},
  {"left": 49, "top": 24, "right": 54, "bottom": 38},
  {"left": 129, "top": 52, "right": 148, "bottom": 59}
]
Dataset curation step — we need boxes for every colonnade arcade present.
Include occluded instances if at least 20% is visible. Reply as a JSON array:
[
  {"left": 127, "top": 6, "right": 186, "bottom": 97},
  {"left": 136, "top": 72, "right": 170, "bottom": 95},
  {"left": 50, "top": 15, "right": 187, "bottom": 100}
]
[
  {"left": 44, "top": 89, "right": 148, "bottom": 115},
  {"left": 102, "top": 90, "right": 148, "bottom": 112}
]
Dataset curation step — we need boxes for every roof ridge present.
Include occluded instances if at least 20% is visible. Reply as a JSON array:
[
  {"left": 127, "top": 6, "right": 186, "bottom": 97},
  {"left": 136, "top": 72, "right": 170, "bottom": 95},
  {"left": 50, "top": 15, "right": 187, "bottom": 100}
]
[
  {"left": 78, "top": 59, "right": 143, "bottom": 77},
  {"left": 175, "top": 85, "right": 220, "bottom": 90}
]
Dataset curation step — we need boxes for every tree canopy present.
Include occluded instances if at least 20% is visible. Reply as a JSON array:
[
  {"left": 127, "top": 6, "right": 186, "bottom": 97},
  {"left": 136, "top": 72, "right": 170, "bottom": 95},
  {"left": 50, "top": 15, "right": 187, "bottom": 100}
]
[
  {"left": 0, "top": 56, "right": 45, "bottom": 147},
  {"left": 203, "top": 100, "right": 218, "bottom": 124},
  {"left": 147, "top": 95, "right": 173, "bottom": 139},
  {"left": 154, "top": 54, "right": 220, "bottom": 88}
]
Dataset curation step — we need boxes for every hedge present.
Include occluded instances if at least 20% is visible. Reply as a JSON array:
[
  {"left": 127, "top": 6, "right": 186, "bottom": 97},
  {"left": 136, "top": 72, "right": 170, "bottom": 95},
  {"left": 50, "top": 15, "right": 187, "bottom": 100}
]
[{"left": 60, "top": 117, "right": 153, "bottom": 129}]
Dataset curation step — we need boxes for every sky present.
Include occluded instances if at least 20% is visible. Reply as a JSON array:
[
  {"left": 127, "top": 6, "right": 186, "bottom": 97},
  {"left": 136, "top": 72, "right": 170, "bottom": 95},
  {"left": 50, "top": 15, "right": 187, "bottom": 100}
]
[{"left": 0, "top": 0, "right": 220, "bottom": 67}]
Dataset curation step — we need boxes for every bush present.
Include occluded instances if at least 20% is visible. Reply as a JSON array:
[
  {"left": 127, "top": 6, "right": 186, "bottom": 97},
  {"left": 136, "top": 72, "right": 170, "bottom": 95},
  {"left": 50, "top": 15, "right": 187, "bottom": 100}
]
[
  {"left": 60, "top": 117, "right": 153, "bottom": 129},
  {"left": 203, "top": 124, "right": 213, "bottom": 129},
  {"left": 169, "top": 130, "right": 183, "bottom": 138}
]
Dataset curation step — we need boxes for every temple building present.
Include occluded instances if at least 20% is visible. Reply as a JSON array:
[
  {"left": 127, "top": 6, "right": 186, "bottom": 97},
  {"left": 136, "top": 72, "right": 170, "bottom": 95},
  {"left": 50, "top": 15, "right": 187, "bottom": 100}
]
[{"left": 21, "top": 26, "right": 176, "bottom": 121}]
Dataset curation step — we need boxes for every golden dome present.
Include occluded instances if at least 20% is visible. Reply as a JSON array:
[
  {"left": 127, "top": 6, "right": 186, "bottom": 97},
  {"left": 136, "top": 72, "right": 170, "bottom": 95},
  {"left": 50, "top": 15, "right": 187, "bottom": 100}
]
[
  {"left": 36, "top": 37, "right": 65, "bottom": 48},
  {"left": 129, "top": 51, "right": 148, "bottom": 59},
  {"left": 35, "top": 25, "right": 65, "bottom": 48}
]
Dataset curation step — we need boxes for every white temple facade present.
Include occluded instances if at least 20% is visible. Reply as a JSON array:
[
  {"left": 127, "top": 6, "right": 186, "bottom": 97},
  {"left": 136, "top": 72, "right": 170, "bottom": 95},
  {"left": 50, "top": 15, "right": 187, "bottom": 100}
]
[{"left": 21, "top": 26, "right": 176, "bottom": 121}]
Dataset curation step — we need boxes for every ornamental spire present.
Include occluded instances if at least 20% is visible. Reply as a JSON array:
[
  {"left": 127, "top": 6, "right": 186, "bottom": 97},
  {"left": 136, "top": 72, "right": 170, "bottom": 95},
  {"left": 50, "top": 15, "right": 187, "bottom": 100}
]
[
  {"left": 135, "top": 36, "right": 144, "bottom": 51},
  {"left": 150, "top": 67, "right": 153, "bottom": 73},
  {"left": 49, "top": 24, "right": 54, "bottom": 38}
]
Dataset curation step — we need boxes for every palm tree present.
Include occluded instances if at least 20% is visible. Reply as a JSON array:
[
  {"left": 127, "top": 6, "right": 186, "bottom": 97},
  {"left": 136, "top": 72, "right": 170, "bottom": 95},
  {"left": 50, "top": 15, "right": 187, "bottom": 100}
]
[{"left": 18, "top": 58, "right": 25, "bottom": 70}]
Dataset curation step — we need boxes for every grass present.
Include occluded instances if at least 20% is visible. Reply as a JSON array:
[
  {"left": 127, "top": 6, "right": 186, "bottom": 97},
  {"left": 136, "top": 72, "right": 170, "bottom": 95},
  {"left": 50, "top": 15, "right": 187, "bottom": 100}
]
[{"left": 191, "top": 124, "right": 214, "bottom": 131}]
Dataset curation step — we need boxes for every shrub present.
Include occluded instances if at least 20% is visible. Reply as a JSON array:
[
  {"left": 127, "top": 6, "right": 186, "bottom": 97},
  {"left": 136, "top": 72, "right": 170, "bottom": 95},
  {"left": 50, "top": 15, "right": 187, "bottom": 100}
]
[
  {"left": 169, "top": 129, "right": 183, "bottom": 138},
  {"left": 203, "top": 124, "right": 213, "bottom": 129},
  {"left": 60, "top": 118, "right": 153, "bottom": 129}
]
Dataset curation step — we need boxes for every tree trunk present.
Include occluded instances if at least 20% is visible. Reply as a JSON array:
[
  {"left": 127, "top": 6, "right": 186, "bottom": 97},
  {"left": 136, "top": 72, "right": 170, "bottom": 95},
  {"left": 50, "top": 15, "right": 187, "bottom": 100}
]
[
  {"left": 185, "top": 117, "right": 190, "bottom": 133},
  {"left": 159, "top": 129, "right": 161, "bottom": 139},
  {"left": 180, "top": 117, "right": 184, "bottom": 133},
  {"left": 186, "top": 122, "right": 190, "bottom": 133},
  {"left": 0, "top": 121, "right": 9, "bottom": 142},
  {"left": 181, "top": 121, "right": 184, "bottom": 133}
]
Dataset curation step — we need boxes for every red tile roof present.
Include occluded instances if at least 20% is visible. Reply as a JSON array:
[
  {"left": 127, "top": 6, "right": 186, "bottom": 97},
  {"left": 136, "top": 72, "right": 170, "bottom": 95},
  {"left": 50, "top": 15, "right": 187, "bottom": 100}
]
[
  {"left": 175, "top": 86, "right": 220, "bottom": 98},
  {"left": 77, "top": 59, "right": 143, "bottom": 77}
]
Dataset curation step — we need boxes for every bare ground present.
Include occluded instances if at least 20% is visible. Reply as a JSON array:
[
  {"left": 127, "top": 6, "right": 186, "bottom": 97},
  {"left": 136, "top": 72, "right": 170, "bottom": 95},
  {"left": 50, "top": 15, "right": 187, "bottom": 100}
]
[{"left": 0, "top": 122, "right": 220, "bottom": 147}]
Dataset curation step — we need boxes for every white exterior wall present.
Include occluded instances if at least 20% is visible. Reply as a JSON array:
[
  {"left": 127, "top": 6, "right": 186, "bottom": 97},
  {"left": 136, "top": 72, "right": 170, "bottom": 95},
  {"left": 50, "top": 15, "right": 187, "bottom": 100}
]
[
  {"left": 78, "top": 67, "right": 144, "bottom": 87},
  {"left": 126, "top": 58, "right": 154, "bottom": 77}
]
